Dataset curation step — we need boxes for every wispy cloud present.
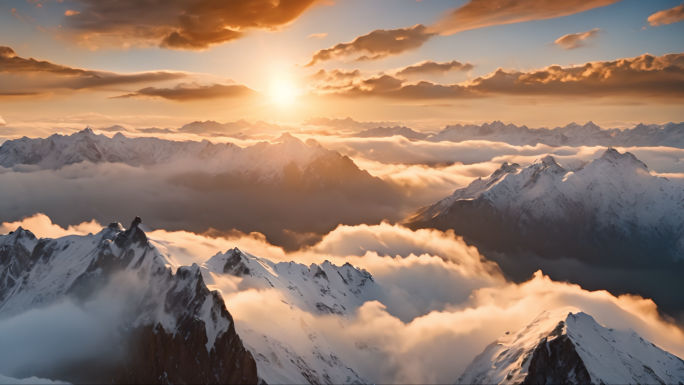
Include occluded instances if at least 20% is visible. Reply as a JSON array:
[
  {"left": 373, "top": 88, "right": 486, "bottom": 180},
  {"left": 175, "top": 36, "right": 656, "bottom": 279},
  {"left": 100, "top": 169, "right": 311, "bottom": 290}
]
[
  {"left": 0, "top": 45, "right": 187, "bottom": 96},
  {"left": 305, "top": 24, "right": 434, "bottom": 66},
  {"left": 305, "top": 0, "right": 620, "bottom": 65},
  {"left": 554, "top": 28, "right": 600, "bottom": 49},
  {"left": 648, "top": 3, "right": 684, "bottom": 26},
  {"left": 112, "top": 83, "right": 258, "bottom": 101}
]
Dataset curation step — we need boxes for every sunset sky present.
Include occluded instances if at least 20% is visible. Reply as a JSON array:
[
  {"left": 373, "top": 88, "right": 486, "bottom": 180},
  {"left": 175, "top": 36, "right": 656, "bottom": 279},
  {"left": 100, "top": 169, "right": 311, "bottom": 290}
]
[{"left": 1, "top": 0, "right": 683, "bottom": 128}]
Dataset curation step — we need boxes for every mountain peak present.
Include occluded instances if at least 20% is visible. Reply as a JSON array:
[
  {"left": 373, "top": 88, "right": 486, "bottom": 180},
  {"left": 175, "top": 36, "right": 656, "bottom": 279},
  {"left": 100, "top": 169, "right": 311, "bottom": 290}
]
[
  {"left": 540, "top": 155, "right": 559, "bottom": 167},
  {"left": 458, "top": 307, "right": 684, "bottom": 385},
  {"left": 273, "top": 132, "right": 300, "bottom": 143},
  {"left": 111, "top": 216, "right": 147, "bottom": 249},
  {"left": 600, "top": 148, "right": 648, "bottom": 170},
  {"left": 6, "top": 226, "right": 36, "bottom": 240},
  {"left": 81, "top": 127, "right": 94, "bottom": 135},
  {"left": 130, "top": 216, "right": 143, "bottom": 229}
]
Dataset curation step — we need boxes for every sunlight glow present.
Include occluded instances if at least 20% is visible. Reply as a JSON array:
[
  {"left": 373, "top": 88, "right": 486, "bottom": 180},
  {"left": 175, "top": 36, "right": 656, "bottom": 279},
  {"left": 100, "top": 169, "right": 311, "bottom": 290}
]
[{"left": 269, "top": 81, "right": 298, "bottom": 106}]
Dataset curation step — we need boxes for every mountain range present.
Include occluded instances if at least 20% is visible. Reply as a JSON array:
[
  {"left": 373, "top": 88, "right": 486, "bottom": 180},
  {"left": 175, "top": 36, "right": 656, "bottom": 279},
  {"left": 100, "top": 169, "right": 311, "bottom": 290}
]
[
  {"left": 0, "top": 127, "right": 394, "bottom": 195},
  {"left": 429, "top": 120, "right": 684, "bottom": 148},
  {"left": 346, "top": 120, "right": 684, "bottom": 148},
  {"left": 0, "top": 218, "right": 380, "bottom": 384},
  {"left": 407, "top": 148, "right": 684, "bottom": 317},
  {"left": 0, "top": 128, "right": 402, "bottom": 249},
  {"left": 0, "top": 128, "right": 344, "bottom": 183},
  {"left": 2, "top": 219, "right": 683, "bottom": 384}
]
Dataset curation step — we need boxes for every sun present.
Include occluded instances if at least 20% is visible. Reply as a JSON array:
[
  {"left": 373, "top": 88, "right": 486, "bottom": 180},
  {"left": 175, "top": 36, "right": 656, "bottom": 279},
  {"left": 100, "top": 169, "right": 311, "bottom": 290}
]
[{"left": 269, "top": 81, "right": 297, "bottom": 106}]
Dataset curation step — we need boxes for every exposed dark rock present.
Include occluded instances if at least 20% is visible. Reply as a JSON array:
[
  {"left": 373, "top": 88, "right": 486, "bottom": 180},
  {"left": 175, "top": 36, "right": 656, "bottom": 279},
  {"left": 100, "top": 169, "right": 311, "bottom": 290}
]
[
  {"left": 0, "top": 218, "right": 261, "bottom": 384},
  {"left": 522, "top": 322, "right": 592, "bottom": 384}
]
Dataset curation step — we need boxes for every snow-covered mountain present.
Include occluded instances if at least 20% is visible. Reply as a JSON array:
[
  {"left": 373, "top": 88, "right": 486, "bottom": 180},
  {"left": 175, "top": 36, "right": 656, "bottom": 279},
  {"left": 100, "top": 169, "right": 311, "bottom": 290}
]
[
  {"left": 204, "top": 248, "right": 382, "bottom": 318},
  {"left": 0, "top": 218, "right": 258, "bottom": 384},
  {"left": 457, "top": 308, "right": 684, "bottom": 385},
  {"left": 201, "top": 248, "right": 377, "bottom": 384},
  {"left": 428, "top": 120, "right": 684, "bottom": 148},
  {"left": 409, "top": 148, "right": 684, "bottom": 265},
  {"left": 0, "top": 218, "right": 375, "bottom": 384},
  {"left": 407, "top": 148, "right": 684, "bottom": 315},
  {"left": 0, "top": 128, "right": 366, "bottom": 186}
]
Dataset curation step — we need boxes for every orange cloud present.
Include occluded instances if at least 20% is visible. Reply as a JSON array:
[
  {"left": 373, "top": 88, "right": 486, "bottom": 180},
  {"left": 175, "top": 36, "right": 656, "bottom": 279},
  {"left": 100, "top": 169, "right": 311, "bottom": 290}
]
[
  {"left": 306, "top": 0, "right": 620, "bottom": 65},
  {"left": 113, "top": 83, "right": 258, "bottom": 101},
  {"left": 0, "top": 45, "right": 186, "bottom": 95},
  {"left": 469, "top": 52, "right": 684, "bottom": 98},
  {"left": 396, "top": 60, "right": 474, "bottom": 77},
  {"left": 66, "top": 0, "right": 318, "bottom": 50},
  {"left": 554, "top": 28, "right": 600, "bottom": 50},
  {"left": 305, "top": 24, "right": 435, "bottom": 66},
  {"left": 648, "top": 4, "right": 684, "bottom": 26},
  {"left": 435, "top": 0, "right": 620, "bottom": 35},
  {"left": 311, "top": 52, "right": 684, "bottom": 100}
]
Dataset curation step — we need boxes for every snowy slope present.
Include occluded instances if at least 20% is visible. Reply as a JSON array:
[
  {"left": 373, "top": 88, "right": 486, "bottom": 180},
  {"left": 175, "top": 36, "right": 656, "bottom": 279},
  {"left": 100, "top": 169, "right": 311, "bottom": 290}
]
[
  {"left": 204, "top": 247, "right": 382, "bottom": 317},
  {"left": 0, "top": 218, "right": 258, "bottom": 384},
  {"left": 202, "top": 248, "right": 375, "bottom": 384},
  {"left": 409, "top": 148, "right": 684, "bottom": 264},
  {"left": 0, "top": 128, "right": 340, "bottom": 184},
  {"left": 429, "top": 120, "right": 684, "bottom": 148},
  {"left": 457, "top": 308, "right": 684, "bottom": 385}
]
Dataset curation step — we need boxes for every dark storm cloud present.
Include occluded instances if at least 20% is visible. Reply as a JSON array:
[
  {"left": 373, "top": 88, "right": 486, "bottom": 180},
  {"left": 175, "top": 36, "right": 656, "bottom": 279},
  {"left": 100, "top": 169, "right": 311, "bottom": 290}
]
[
  {"left": 396, "top": 60, "right": 474, "bottom": 77},
  {"left": 112, "top": 83, "right": 257, "bottom": 101},
  {"left": 66, "top": 0, "right": 317, "bottom": 50},
  {"left": 305, "top": 0, "right": 620, "bottom": 65}
]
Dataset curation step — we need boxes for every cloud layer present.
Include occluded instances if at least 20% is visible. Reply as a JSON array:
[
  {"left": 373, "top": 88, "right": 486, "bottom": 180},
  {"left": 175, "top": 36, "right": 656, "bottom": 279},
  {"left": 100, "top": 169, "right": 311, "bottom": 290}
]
[
  {"left": 3, "top": 214, "right": 684, "bottom": 384},
  {"left": 310, "top": 52, "right": 684, "bottom": 100}
]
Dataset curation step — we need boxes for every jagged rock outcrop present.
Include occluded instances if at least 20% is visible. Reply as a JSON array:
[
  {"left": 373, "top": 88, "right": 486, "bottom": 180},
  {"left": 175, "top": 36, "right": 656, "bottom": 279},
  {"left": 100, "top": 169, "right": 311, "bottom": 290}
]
[
  {"left": 0, "top": 218, "right": 259, "bottom": 384},
  {"left": 201, "top": 248, "right": 374, "bottom": 384}
]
